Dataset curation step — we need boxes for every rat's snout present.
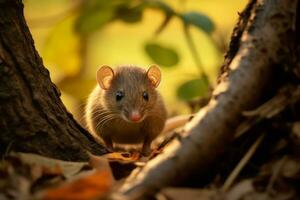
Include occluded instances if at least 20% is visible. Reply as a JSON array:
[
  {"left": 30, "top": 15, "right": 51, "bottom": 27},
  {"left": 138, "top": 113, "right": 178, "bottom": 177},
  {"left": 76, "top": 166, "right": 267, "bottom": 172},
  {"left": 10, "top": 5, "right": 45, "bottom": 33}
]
[{"left": 129, "top": 110, "right": 142, "bottom": 122}]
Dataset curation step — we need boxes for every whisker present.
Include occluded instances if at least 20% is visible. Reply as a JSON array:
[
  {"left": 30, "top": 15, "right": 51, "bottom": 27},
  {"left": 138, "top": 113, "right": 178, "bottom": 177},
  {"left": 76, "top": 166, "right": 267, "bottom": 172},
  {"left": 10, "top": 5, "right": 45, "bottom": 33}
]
[
  {"left": 95, "top": 117, "right": 112, "bottom": 131},
  {"left": 81, "top": 112, "right": 112, "bottom": 123},
  {"left": 90, "top": 109, "right": 114, "bottom": 115},
  {"left": 96, "top": 115, "right": 118, "bottom": 133},
  {"left": 94, "top": 113, "right": 119, "bottom": 127},
  {"left": 90, "top": 109, "right": 119, "bottom": 116}
]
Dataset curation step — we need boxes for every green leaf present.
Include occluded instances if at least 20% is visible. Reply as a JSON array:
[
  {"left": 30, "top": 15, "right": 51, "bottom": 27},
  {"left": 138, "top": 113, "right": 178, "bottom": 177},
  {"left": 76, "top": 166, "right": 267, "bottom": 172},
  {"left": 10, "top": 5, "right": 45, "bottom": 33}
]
[
  {"left": 115, "top": 4, "right": 144, "bottom": 23},
  {"left": 144, "top": 42, "right": 179, "bottom": 67},
  {"left": 75, "top": 8, "right": 114, "bottom": 34},
  {"left": 177, "top": 77, "right": 209, "bottom": 100},
  {"left": 75, "top": 0, "right": 134, "bottom": 34},
  {"left": 181, "top": 12, "right": 214, "bottom": 34}
]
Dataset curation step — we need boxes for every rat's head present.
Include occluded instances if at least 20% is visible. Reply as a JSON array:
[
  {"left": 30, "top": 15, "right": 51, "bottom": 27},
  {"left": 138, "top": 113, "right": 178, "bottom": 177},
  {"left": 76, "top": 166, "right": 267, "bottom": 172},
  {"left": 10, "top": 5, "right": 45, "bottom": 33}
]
[{"left": 96, "top": 65, "right": 161, "bottom": 123}]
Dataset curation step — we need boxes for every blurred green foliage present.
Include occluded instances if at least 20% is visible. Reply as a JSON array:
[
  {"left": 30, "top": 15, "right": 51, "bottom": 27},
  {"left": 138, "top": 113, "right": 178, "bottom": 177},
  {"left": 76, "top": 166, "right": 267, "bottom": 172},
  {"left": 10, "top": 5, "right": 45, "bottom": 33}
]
[
  {"left": 181, "top": 12, "right": 214, "bottom": 34},
  {"left": 177, "top": 77, "right": 210, "bottom": 100},
  {"left": 43, "top": 16, "right": 81, "bottom": 78},
  {"left": 24, "top": 0, "right": 247, "bottom": 118},
  {"left": 75, "top": 0, "right": 215, "bottom": 101},
  {"left": 145, "top": 42, "right": 179, "bottom": 67}
]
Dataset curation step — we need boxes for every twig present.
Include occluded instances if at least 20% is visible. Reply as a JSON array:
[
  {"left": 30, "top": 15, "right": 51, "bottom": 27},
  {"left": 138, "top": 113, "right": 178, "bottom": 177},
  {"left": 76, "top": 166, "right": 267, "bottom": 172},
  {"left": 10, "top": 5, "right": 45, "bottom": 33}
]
[
  {"left": 183, "top": 25, "right": 209, "bottom": 82},
  {"left": 154, "top": 15, "right": 172, "bottom": 36},
  {"left": 222, "top": 134, "right": 265, "bottom": 192},
  {"left": 266, "top": 156, "right": 287, "bottom": 194}
]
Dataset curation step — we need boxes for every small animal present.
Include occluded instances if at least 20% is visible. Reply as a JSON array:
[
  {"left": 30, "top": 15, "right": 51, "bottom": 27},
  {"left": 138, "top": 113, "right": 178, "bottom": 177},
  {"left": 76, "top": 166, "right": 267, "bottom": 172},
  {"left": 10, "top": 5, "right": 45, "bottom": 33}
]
[{"left": 85, "top": 65, "right": 167, "bottom": 155}]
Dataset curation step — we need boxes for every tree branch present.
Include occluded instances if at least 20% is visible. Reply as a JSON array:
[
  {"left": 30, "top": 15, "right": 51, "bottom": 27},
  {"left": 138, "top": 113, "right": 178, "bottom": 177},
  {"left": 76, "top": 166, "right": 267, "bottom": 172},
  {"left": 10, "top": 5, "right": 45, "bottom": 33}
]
[{"left": 112, "top": 0, "right": 298, "bottom": 198}]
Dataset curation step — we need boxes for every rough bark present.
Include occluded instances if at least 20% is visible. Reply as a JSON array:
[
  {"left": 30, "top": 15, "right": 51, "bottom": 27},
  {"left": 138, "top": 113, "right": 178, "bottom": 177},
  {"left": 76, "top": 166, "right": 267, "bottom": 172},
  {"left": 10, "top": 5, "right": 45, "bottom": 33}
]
[
  {"left": 0, "top": 0, "right": 107, "bottom": 161},
  {"left": 113, "top": 0, "right": 298, "bottom": 198}
]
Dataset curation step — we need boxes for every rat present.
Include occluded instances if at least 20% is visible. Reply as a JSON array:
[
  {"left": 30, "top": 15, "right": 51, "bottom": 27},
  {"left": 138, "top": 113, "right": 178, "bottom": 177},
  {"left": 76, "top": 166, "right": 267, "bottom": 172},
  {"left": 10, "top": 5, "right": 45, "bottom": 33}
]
[{"left": 85, "top": 64, "right": 167, "bottom": 156}]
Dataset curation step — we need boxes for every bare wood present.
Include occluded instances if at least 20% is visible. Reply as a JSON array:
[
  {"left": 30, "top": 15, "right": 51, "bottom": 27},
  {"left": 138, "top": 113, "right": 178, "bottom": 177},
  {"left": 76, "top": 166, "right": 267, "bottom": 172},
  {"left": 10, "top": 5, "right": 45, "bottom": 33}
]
[
  {"left": 161, "top": 114, "right": 192, "bottom": 134},
  {"left": 114, "top": 0, "right": 298, "bottom": 198}
]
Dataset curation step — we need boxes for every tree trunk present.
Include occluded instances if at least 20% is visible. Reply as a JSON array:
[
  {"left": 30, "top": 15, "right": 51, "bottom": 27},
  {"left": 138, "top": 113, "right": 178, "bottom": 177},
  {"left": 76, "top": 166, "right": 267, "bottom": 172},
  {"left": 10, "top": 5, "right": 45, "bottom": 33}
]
[{"left": 0, "top": 0, "right": 107, "bottom": 161}]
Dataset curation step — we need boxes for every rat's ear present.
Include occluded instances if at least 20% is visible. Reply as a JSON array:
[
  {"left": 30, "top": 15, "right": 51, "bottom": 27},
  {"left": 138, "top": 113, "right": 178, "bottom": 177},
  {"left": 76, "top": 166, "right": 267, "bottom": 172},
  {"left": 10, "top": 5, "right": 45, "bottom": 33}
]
[
  {"left": 96, "top": 65, "right": 114, "bottom": 90},
  {"left": 147, "top": 64, "right": 161, "bottom": 88}
]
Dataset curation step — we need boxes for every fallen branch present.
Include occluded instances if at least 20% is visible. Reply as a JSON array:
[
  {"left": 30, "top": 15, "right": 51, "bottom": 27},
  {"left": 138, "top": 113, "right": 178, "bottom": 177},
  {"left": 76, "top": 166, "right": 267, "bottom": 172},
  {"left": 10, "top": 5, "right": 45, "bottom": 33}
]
[{"left": 111, "top": 0, "right": 298, "bottom": 198}]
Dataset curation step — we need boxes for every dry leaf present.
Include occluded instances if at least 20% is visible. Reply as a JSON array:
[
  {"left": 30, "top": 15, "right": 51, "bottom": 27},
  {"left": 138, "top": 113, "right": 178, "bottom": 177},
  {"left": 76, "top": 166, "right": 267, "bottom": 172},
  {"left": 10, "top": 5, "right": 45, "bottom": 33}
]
[
  {"left": 15, "top": 152, "right": 88, "bottom": 179},
  {"left": 42, "top": 170, "right": 113, "bottom": 200},
  {"left": 40, "top": 153, "right": 114, "bottom": 200},
  {"left": 105, "top": 152, "right": 141, "bottom": 163}
]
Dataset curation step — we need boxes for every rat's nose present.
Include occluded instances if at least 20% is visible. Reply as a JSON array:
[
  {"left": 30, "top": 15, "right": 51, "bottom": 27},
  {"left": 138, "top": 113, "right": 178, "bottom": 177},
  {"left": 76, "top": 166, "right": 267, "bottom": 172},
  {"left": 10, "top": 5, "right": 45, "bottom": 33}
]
[{"left": 129, "top": 111, "right": 142, "bottom": 122}]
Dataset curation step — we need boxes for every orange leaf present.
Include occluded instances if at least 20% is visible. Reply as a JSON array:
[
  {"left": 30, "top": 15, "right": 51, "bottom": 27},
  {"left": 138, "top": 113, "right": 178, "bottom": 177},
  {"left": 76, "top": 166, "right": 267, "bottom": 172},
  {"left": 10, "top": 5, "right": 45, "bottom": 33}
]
[
  {"left": 42, "top": 170, "right": 113, "bottom": 200},
  {"left": 105, "top": 152, "right": 141, "bottom": 162}
]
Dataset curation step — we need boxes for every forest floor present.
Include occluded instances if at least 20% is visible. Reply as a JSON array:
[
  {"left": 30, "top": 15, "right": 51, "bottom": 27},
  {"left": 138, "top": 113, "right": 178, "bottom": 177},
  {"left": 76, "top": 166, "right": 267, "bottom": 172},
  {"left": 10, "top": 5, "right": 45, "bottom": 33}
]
[{"left": 1, "top": 85, "right": 300, "bottom": 200}]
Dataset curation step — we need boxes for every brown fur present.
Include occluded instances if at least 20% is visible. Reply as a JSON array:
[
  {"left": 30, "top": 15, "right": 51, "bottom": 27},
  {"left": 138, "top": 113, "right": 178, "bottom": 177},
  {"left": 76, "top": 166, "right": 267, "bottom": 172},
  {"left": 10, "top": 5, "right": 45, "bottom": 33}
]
[{"left": 85, "top": 65, "right": 167, "bottom": 155}]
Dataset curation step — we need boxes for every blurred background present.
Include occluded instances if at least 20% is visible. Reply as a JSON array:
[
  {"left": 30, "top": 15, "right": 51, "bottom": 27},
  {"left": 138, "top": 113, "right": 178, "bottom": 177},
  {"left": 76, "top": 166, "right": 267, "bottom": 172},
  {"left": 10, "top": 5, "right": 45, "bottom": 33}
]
[{"left": 23, "top": 0, "right": 247, "bottom": 123}]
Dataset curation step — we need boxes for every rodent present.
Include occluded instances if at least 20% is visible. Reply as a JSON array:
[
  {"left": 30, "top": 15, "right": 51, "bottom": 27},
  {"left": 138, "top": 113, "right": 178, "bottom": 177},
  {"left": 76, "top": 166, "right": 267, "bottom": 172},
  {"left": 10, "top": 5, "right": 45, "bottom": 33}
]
[{"left": 85, "top": 64, "right": 167, "bottom": 156}]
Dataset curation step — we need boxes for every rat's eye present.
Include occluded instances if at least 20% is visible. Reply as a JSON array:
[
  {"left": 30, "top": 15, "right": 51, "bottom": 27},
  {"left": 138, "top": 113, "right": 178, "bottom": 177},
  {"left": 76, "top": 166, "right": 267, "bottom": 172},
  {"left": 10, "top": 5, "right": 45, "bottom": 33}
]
[
  {"left": 143, "top": 91, "right": 149, "bottom": 101},
  {"left": 116, "top": 91, "right": 124, "bottom": 101}
]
